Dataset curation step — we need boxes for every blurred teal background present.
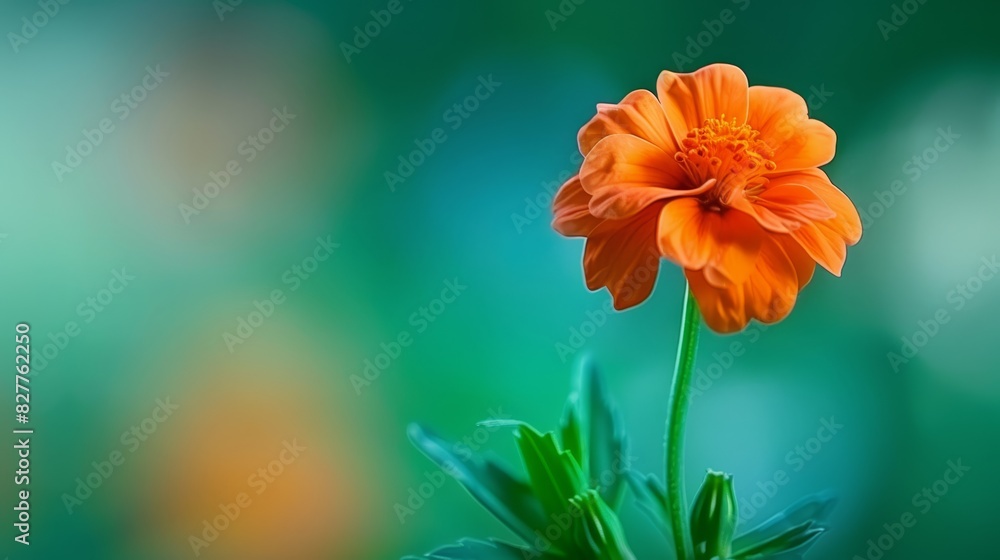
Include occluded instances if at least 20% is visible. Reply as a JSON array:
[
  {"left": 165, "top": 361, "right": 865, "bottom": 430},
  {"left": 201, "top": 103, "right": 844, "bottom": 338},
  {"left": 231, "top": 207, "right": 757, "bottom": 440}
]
[{"left": 1, "top": 0, "right": 998, "bottom": 558}]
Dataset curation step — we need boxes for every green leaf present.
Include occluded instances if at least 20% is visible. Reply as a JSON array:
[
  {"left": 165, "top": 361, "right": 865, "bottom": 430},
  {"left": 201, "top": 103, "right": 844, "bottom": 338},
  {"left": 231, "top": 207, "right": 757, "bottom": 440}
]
[
  {"left": 731, "top": 521, "right": 825, "bottom": 559},
  {"left": 626, "top": 472, "right": 671, "bottom": 538},
  {"left": 405, "top": 360, "right": 641, "bottom": 560},
  {"left": 403, "top": 538, "right": 560, "bottom": 560},
  {"left": 559, "top": 401, "right": 584, "bottom": 474},
  {"left": 731, "top": 491, "right": 836, "bottom": 559},
  {"left": 559, "top": 356, "right": 628, "bottom": 508},
  {"left": 570, "top": 490, "right": 638, "bottom": 560},
  {"left": 407, "top": 423, "right": 549, "bottom": 546},
  {"left": 514, "top": 425, "right": 588, "bottom": 519}
]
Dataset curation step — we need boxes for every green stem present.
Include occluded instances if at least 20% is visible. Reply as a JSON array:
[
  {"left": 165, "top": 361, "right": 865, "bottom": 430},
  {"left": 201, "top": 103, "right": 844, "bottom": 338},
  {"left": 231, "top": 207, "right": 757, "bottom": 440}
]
[{"left": 666, "top": 283, "right": 701, "bottom": 560}]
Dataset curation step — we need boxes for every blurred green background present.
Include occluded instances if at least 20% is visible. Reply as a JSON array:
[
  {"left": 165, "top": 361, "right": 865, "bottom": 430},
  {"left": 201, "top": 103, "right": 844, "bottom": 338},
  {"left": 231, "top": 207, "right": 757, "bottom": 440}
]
[{"left": 1, "top": 0, "right": 998, "bottom": 558}]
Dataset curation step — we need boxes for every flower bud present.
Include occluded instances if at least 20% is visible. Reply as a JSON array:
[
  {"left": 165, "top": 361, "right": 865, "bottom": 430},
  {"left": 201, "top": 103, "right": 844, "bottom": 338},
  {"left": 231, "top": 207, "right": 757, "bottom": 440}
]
[{"left": 690, "top": 469, "right": 737, "bottom": 560}]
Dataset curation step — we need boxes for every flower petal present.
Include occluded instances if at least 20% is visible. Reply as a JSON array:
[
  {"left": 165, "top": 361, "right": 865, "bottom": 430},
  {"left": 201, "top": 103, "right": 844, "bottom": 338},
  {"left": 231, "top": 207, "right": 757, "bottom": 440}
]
[
  {"left": 583, "top": 206, "right": 662, "bottom": 310},
  {"left": 742, "top": 237, "right": 800, "bottom": 324},
  {"left": 747, "top": 86, "right": 836, "bottom": 172},
  {"left": 578, "top": 89, "right": 677, "bottom": 155},
  {"left": 788, "top": 220, "right": 848, "bottom": 276},
  {"left": 580, "top": 134, "right": 698, "bottom": 219},
  {"left": 657, "top": 198, "right": 713, "bottom": 270},
  {"left": 656, "top": 64, "right": 750, "bottom": 145},
  {"left": 771, "top": 169, "right": 862, "bottom": 244},
  {"left": 685, "top": 236, "right": 801, "bottom": 333},
  {"left": 775, "top": 234, "right": 815, "bottom": 289},
  {"left": 657, "top": 200, "right": 763, "bottom": 286},
  {"left": 749, "top": 182, "right": 835, "bottom": 233},
  {"left": 552, "top": 175, "right": 603, "bottom": 237},
  {"left": 685, "top": 268, "right": 748, "bottom": 334}
]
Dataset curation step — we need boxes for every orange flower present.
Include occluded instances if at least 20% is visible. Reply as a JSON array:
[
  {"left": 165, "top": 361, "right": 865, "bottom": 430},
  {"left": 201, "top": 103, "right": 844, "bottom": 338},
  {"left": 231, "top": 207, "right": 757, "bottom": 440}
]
[{"left": 552, "top": 63, "right": 861, "bottom": 333}]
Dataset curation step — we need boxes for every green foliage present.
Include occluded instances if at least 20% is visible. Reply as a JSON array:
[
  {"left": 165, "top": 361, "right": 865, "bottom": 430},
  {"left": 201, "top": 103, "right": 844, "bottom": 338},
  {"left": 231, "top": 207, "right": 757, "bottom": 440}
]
[
  {"left": 406, "top": 357, "right": 633, "bottom": 559},
  {"left": 570, "top": 490, "right": 636, "bottom": 560},
  {"left": 729, "top": 492, "right": 837, "bottom": 560},
  {"left": 406, "top": 423, "right": 548, "bottom": 546},
  {"left": 633, "top": 474, "right": 836, "bottom": 560},
  {"left": 404, "top": 358, "right": 836, "bottom": 560},
  {"left": 401, "top": 538, "right": 554, "bottom": 560},
  {"left": 628, "top": 472, "right": 670, "bottom": 538},
  {"left": 559, "top": 357, "right": 628, "bottom": 508}
]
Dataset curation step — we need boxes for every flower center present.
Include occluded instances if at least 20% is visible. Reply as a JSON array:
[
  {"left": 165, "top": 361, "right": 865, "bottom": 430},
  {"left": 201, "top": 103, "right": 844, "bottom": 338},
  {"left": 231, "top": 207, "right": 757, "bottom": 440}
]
[{"left": 673, "top": 117, "right": 776, "bottom": 209}]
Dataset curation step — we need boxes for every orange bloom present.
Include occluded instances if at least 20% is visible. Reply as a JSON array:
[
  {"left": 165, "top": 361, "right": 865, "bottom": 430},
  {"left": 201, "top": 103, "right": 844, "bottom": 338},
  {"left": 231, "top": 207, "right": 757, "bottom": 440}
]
[{"left": 552, "top": 63, "right": 861, "bottom": 333}]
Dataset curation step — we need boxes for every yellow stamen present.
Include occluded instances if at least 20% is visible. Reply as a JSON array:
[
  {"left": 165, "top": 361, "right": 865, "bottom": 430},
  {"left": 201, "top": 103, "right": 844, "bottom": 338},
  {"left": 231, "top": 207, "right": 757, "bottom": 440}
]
[{"left": 674, "top": 118, "right": 776, "bottom": 207}]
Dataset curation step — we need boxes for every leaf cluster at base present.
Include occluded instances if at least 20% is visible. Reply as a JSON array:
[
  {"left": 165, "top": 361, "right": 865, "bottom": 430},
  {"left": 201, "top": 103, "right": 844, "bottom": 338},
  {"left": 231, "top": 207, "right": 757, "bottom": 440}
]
[{"left": 405, "top": 357, "right": 836, "bottom": 560}]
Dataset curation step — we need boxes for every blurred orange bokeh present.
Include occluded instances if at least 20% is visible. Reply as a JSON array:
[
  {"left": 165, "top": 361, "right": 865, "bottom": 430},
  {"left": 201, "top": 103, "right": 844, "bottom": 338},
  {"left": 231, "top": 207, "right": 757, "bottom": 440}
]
[{"left": 132, "top": 346, "right": 378, "bottom": 560}]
